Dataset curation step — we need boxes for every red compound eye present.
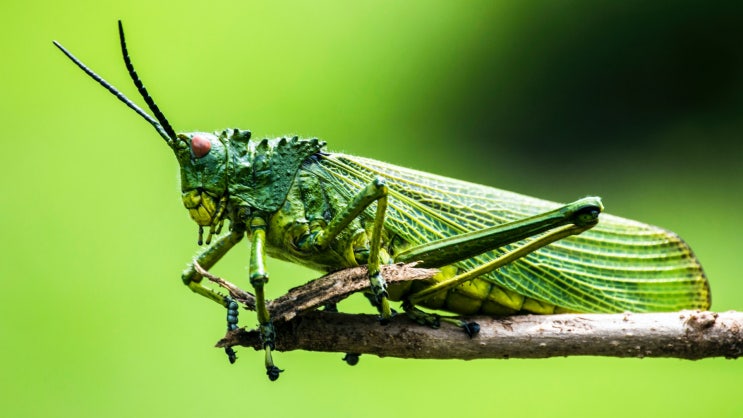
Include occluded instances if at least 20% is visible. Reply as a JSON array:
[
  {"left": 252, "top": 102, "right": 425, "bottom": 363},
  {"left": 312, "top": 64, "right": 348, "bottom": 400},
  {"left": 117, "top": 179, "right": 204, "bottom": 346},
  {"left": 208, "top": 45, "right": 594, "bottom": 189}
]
[{"left": 190, "top": 135, "right": 211, "bottom": 158}]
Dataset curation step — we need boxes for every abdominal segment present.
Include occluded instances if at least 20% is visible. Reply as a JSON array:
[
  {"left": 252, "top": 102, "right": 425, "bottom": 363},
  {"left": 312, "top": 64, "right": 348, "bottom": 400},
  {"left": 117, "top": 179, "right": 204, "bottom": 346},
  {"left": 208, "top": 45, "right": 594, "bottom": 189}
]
[{"left": 386, "top": 264, "right": 565, "bottom": 315}]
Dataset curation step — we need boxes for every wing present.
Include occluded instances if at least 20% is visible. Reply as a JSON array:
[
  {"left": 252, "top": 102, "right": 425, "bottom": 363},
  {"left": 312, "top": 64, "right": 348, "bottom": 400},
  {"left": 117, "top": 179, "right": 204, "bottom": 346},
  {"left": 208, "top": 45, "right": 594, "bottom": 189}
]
[{"left": 308, "top": 153, "right": 710, "bottom": 313}]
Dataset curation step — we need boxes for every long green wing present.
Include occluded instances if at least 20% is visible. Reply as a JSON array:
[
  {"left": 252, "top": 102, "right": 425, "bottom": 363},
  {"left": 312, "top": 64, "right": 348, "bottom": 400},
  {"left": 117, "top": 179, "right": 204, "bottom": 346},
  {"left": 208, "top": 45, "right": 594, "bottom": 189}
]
[{"left": 309, "top": 153, "right": 710, "bottom": 313}]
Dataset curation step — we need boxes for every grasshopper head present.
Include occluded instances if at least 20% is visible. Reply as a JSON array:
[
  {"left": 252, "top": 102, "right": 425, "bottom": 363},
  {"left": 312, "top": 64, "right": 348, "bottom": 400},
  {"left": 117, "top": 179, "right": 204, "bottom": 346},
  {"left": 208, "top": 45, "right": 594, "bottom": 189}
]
[
  {"left": 55, "top": 23, "right": 326, "bottom": 244},
  {"left": 54, "top": 22, "right": 234, "bottom": 244},
  {"left": 174, "top": 132, "right": 229, "bottom": 233}
]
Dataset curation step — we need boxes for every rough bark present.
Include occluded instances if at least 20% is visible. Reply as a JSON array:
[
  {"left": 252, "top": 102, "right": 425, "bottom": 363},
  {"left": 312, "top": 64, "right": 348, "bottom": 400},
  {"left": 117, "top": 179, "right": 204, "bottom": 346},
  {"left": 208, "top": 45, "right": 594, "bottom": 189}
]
[
  {"left": 195, "top": 262, "right": 436, "bottom": 323},
  {"left": 197, "top": 263, "right": 742, "bottom": 360},
  {"left": 218, "top": 310, "right": 742, "bottom": 360}
]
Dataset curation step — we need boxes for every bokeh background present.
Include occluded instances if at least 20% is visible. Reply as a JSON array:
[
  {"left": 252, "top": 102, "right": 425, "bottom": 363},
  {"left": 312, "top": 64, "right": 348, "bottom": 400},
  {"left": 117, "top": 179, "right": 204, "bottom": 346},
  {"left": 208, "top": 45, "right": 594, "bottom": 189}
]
[{"left": 2, "top": 1, "right": 742, "bottom": 417}]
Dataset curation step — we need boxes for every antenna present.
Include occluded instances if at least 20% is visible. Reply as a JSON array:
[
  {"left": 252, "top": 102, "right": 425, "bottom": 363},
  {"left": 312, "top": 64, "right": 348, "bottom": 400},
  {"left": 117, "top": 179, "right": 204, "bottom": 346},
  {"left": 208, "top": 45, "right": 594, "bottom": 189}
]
[
  {"left": 117, "top": 20, "right": 177, "bottom": 141},
  {"left": 53, "top": 22, "right": 176, "bottom": 145}
]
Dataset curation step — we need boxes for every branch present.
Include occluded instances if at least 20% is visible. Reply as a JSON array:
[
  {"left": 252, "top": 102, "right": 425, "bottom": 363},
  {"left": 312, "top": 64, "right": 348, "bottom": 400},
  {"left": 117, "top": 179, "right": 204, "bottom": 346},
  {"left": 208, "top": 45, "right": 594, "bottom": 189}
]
[
  {"left": 197, "top": 263, "right": 743, "bottom": 360},
  {"left": 195, "top": 262, "right": 437, "bottom": 323},
  {"left": 219, "top": 310, "right": 742, "bottom": 360}
]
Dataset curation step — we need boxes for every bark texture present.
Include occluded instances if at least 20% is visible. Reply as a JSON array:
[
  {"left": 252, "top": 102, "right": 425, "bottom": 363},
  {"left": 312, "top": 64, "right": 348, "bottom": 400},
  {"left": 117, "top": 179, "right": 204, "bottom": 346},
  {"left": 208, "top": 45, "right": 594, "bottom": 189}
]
[
  {"left": 219, "top": 310, "right": 742, "bottom": 360},
  {"left": 198, "top": 263, "right": 742, "bottom": 360}
]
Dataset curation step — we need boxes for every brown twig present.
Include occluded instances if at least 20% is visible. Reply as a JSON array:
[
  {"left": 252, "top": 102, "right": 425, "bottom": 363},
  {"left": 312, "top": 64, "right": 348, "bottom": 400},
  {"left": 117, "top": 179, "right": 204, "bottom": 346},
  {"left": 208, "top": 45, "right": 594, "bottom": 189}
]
[
  {"left": 219, "top": 310, "right": 742, "bottom": 360},
  {"left": 198, "top": 263, "right": 742, "bottom": 360},
  {"left": 195, "top": 262, "right": 437, "bottom": 322}
]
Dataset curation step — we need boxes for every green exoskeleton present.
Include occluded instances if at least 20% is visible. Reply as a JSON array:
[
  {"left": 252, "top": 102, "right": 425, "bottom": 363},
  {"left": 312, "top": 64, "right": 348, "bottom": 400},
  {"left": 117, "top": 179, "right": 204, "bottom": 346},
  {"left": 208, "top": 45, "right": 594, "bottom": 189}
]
[{"left": 55, "top": 22, "right": 710, "bottom": 380}]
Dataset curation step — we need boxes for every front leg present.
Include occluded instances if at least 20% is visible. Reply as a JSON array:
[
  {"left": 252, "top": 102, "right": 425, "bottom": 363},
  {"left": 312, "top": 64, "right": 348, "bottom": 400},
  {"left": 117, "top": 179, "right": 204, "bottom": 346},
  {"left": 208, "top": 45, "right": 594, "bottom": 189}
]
[
  {"left": 181, "top": 228, "right": 244, "bottom": 305},
  {"left": 181, "top": 227, "right": 244, "bottom": 362},
  {"left": 248, "top": 217, "right": 282, "bottom": 381}
]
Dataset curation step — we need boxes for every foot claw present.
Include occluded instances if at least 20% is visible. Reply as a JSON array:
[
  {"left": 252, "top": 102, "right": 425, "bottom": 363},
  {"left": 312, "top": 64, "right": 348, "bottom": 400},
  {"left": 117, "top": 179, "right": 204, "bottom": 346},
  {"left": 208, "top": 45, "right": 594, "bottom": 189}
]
[
  {"left": 377, "top": 310, "right": 397, "bottom": 325},
  {"left": 424, "top": 314, "right": 441, "bottom": 328},
  {"left": 463, "top": 321, "right": 480, "bottom": 338},
  {"left": 342, "top": 353, "right": 360, "bottom": 366},
  {"left": 266, "top": 366, "right": 283, "bottom": 381},
  {"left": 225, "top": 347, "right": 238, "bottom": 364},
  {"left": 323, "top": 303, "right": 339, "bottom": 312}
]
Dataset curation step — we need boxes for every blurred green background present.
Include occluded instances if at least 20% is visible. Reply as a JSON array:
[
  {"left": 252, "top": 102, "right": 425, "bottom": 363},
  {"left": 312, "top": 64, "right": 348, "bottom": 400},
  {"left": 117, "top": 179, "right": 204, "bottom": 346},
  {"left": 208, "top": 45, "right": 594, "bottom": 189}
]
[{"left": 2, "top": 1, "right": 742, "bottom": 417}]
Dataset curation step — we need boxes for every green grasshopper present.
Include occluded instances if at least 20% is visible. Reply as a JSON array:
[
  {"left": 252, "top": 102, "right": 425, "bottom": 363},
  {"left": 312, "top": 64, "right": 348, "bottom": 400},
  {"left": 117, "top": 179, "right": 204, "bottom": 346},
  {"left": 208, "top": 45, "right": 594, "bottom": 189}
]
[{"left": 54, "top": 22, "right": 710, "bottom": 381}]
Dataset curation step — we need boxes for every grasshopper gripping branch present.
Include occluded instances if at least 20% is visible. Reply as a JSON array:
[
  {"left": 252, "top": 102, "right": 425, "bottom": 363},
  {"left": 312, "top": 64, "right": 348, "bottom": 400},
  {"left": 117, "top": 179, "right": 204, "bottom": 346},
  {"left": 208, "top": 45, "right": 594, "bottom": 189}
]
[{"left": 54, "top": 22, "right": 710, "bottom": 381}]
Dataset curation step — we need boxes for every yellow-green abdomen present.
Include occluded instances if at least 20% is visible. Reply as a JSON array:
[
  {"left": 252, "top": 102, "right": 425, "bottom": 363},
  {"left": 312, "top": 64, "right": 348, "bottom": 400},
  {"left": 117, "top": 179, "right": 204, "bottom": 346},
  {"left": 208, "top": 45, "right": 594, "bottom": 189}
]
[{"left": 386, "top": 265, "right": 566, "bottom": 315}]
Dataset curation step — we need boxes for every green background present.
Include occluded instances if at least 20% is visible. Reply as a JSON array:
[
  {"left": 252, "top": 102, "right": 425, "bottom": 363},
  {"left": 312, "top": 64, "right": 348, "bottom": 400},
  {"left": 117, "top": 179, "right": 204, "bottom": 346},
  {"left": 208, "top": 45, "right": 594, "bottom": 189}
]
[{"left": 2, "top": 1, "right": 742, "bottom": 417}]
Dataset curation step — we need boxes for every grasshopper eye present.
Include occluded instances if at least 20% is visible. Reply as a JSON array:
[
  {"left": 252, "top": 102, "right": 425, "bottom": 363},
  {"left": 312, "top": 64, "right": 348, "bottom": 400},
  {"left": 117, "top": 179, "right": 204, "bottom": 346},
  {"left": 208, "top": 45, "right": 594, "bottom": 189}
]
[{"left": 191, "top": 134, "right": 211, "bottom": 158}]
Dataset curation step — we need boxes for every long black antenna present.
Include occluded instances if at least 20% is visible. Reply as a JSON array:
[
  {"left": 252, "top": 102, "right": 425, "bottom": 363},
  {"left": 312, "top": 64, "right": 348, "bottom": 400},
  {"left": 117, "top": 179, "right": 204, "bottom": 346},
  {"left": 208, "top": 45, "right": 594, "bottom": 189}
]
[
  {"left": 52, "top": 22, "right": 176, "bottom": 145},
  {"left": 117, "top": 20, "right": 177, "bottom": 141}
]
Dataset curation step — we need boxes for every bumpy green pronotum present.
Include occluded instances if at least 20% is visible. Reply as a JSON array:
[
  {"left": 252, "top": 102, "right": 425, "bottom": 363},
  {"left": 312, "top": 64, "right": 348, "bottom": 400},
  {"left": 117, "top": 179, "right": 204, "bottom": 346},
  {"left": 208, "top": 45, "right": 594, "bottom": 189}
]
[{"left": 54, "top": 22, "right": 710, "bottom": 381}]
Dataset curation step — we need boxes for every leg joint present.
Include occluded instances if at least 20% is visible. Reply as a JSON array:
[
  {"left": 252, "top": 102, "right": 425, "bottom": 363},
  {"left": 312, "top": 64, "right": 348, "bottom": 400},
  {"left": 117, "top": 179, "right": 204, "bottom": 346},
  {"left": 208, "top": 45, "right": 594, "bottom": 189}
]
[{"left": 250, "top": 272, "right": 269, "bottom": 288}]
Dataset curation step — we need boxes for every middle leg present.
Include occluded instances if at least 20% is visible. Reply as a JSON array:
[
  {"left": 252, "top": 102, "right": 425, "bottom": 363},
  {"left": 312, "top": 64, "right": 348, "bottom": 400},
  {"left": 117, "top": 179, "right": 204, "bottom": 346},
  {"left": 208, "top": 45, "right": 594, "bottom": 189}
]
[{"left": 298, "top": 176, "right": 392, "bottom": 321}]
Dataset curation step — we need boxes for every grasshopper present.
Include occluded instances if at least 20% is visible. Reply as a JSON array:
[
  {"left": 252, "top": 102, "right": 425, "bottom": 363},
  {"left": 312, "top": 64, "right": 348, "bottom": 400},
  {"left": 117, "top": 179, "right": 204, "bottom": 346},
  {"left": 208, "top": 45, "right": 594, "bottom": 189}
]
[{"left": 54, "top": 22, "right": 710, "bottom": 380}]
